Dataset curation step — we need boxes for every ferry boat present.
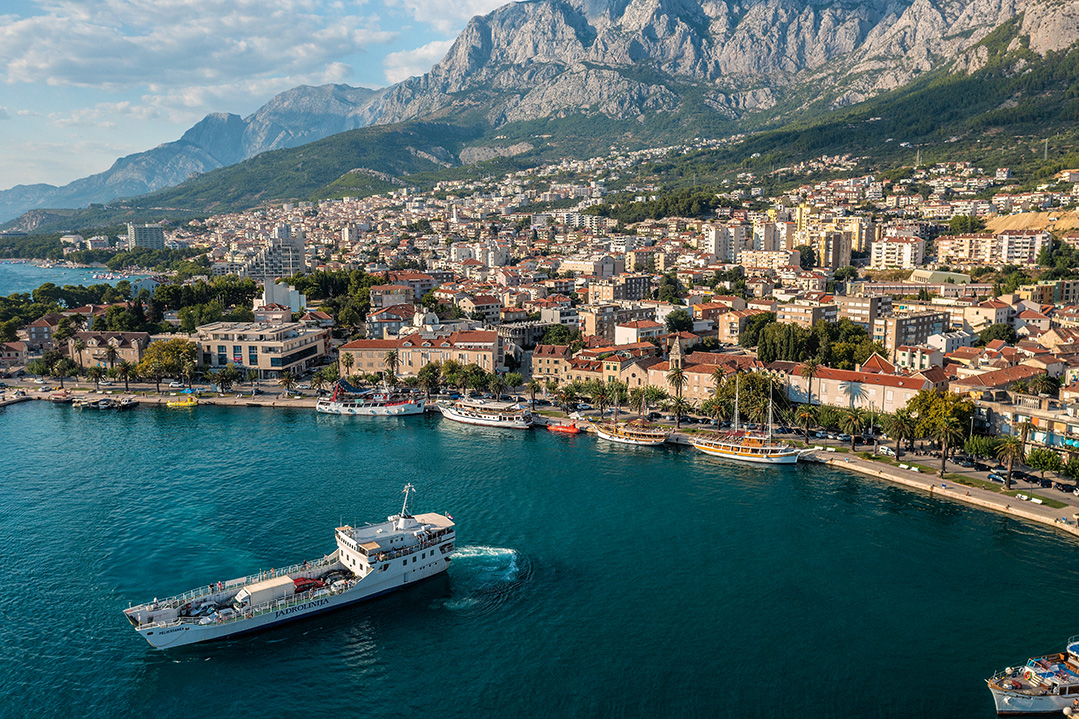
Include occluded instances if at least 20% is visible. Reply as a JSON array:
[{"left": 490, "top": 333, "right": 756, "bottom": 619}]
[
  {"left": 437, "top": 399, "right": 532, "bottom": 429},
  {"left": 987, "top": 637, "right": 1079, "bottom": 715},
  {"left": 316, "top": 380, "right": 424, "bottom": 416},
  {"left": 690, "top": 375, "right": 801, "bottom": 464},
  {"left": 124, "top": 485, "right": 455, "bottom": 649},
  {"left": 593, "top": 420, "right": 670, "bottom": 446}
]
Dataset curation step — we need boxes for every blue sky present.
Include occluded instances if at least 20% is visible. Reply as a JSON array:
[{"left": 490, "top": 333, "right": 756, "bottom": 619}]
[{"left": 0, "top": 0, "right": 507, "bottom": 190}]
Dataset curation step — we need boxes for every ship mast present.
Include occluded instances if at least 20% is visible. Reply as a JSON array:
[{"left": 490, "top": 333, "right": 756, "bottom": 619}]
[
  {"left": 400, "top": 483, "right": 415, "bottom": 518},
  {"left": 733, "top": 371, "right": 740, "bottom": 433},
  {"left": 767, "top": 382, "right": 773, "bottom": 441}
]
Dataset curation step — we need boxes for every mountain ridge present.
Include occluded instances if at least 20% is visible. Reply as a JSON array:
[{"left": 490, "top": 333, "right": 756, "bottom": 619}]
[{"left": 6, "top": 0, "right": 1079, "bottom": 225}]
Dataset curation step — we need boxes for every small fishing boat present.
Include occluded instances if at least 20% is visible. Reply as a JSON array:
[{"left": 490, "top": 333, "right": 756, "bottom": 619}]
[
  {"left": 49, "top": 391, "right": 74, "bottom": 404},
  {"left": 547, "top": 422, "right": 580, "bottom": 434}
]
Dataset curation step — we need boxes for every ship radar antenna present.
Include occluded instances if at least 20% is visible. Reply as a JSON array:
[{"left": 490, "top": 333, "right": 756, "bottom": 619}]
[{"left": 401, "top": 483, "right": 415, "bottom": 518}]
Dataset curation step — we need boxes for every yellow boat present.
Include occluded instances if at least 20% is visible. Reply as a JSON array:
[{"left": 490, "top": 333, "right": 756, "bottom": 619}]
[{"left": 166, "top": 396, "right": 198, "bottom": 408}]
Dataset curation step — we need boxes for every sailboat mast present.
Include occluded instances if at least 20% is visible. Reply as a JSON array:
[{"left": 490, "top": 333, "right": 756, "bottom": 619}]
[
  {"left": 768, "top": 383, "right": 773, "bottom": 441},
  {"left": 734, "top": 372, "right": 740, "bottom": 433}
]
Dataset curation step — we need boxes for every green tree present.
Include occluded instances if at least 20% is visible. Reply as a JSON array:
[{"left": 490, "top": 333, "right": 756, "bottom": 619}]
[
  {"left": 1027, "top": 448, "right": 1062, "bottom": 482},
  {"left": 796, "top": 405, "right": 817, "bottom": 443},
  {"left": 504, "top": 372, "right": 523, "bottom": 399},
  {"left": 86, "top": 366, "right": 104, "bottom": 391},
  {"left": 51, "top": 357, "right": 77, "bottom": 389},
  {"left": 664, "top": 308, "right": 694, "bottom": 333},
  {"left": 383, "top": 350, "right": 399, "bottom": 387},
  {"left": 115, "top": 359, "right": 134, "bottom": 392},
  {"left": 795, "top": 244, "right": 815, "bottom": 270},
  {"left": 340, "top": 351, "right": 355, "bottom": 378},
  {"left": 978, "top": 323, "right": 1017, "bottom": 345},
  {"left": 884, "top": 409, "right": 917, "bottom": 460},
  {"left": 488, "top": 374, "right": 507, "bottom": 400},
  {"left": 525, "top": 379, "right": 542, "bottom": 411},
  {"left": 278, "top": 369, "right": 296, "bottom": 394},
  {"left": 930, "top": 415, "right": 964, "bottom": 478},
  {"left": 417, "top": 362, "right": 443, "bottom": 401},
  {"left": 668, "top": 396, "right": 692, "bottom": 431},
  {"left": 840, "top": 409, "right": 863, "bottom": 452}
]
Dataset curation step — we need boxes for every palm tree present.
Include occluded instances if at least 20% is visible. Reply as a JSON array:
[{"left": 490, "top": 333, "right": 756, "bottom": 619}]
[
  {"left": 666, "top": 365, "right": 688, "bottom": 402},
  {"left": 796, "top": 404, "right": 817, "bottom": 443},
  {"left": 71, "top": 337, "right": 86, "bottom": 373},
  {"left": 555, "top": 386, "right": 578, "bottom": 414},
  {"left": 701, "top": 396, "right": 732, "bottom": 424},
  {"left": 104, "top": 344, "right": 118, "bottom": 369},
  {"left": 245, "top": 368, "right": 259, "bottom": 387},
  {"left": 488, "top": 374, "right": 507, "bottom": 400},
  {"left": 115, "top": 360, "right": 133, "bottom": 392},
  {"left": 383, "top": 350, "right": 399, "bottom": 387},
  {"left": 311, "top": 372, "right": 327, "bottom": 394},
  {"left": 645, "top": 386, "right": 668, "bottom": 418},
  {"left": 588, "top": 381, "right": 610, "bottom": 418},
  {"left": 799, "top": 359, "right": 821, "bottom": 407},
  {"left": 340, "top": 352, "right": 355, "bottom": 379},
  {"left": 1029, "top": 374, "right": 1058, "bottom": 397},
  {"left": 884, "top": 409, "right": 916, "bottom": 460},
  {"left": 86, "top": 366, "right": 104, "bottom": 391},
  {"left": 606, "top": 381, "right": 627, "bottom": 422},
  {"left": 930, "top": 415, "right": 964, "bottom": 478},
  {"left": 629, "top": 387, "right": 647, "bottom": 421},
  {"left": 526, "top": 380, "right": 542, "bottom": 412},
  {"left": 279, "top": 369, "right": 297, "bottom": 394},
  {"left": 52, "top": 358, "right": 76, "bottom": 389},
  {"left": 840, "top": 409, "right": 862, "bottom": 452},
  {"left": 181, "top": 360, "right": 195, "bottom": 388},
  {"left": 710, "top": 366, "right": 726, "bottom": 396},
  {"left": 996, "top": 435, "right": 1025, "bottom": 490},
  {"left": 1016, "top": 420, "right": 1035, "bottom": 456},
  {"left": 1012, "top": 380, "right": 1030, "bottom": 395},
  {"left": 669, "top": 396, "right": 692, "bottom": 431}
]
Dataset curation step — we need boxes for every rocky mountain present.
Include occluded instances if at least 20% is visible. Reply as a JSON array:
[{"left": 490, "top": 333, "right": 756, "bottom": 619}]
[{"left": 6, "top": 0, "right": 1079, "bottom": 224}]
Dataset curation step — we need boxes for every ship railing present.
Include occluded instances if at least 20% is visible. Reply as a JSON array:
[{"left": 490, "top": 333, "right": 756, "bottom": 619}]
[
  {"left": 365, "top": 532, "right": 454, "bottom": 563},
  {"left": 146, "top": 552, "right": 340, "bottom": 609}
]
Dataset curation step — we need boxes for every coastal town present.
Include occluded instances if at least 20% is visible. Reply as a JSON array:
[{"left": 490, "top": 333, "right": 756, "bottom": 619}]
[{"left": 4, "top": 141, "right": 1079, "bottom": 528}]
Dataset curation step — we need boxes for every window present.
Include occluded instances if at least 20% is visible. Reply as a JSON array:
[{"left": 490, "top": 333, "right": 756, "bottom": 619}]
[
  {"left": 412, "top": 556, "right": 416, "bottom": 563},
  {"left": 402, "top": 561, "right": 407, "bottom": 567}
]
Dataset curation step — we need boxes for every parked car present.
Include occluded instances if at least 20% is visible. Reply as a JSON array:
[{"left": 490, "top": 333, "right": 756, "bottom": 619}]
[
  {"left": 988, "top": 474, "right": 1005, "bottom": 484},
  {"left": 33, "top": 378, "right": 46, "bottom": 384},
  {"left": 814, "top": 430, "right": 828, "bottom": 439},
  {"left": 954, "top": 458, "right": 975, "bottom": 468},
  {"left": 973, "top": 462, "right": 992, "bottom": 473},
  {"left": 878, "top": 446, "right": 896, "bottom": 457},
  {"left": 169, "top": 381, "right": 185, "bottom": 388},
  {"left": 0, "top": 382, "right": 8, "bottom": 388},
  {"left": 836, "top": 433, "right": 852, "bottom": 442}
]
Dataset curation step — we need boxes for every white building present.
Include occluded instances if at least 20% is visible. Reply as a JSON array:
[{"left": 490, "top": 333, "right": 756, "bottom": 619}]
[{"left": 870, "top": 236, "right": 925, "bottom": 269}]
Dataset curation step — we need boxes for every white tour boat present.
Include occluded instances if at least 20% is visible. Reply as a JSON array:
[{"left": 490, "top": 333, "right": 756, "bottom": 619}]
[
  {"left": 988, "top": 639, "right": 1079, "bottom": 712},
  {"left": 316, "top": 380, "right": 425, "bottom": 416},
  {"left": 436, "top": 399, "right": 533, "bottom": 429},
  {"left": 124, "top": 485, "right": 454, "bottom": 649},
  {"left": 691, "top": 375, "right": 801, "bottom": 464},
  {"left": 593, "top": 420, "right": 670, "bottom": 446},
  {"left": 988, "top": 638, "right": 1079, "bottom": 715}
]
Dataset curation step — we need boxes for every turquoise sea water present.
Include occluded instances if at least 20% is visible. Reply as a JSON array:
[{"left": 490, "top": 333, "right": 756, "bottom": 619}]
[
  {"left": 0, "top": 262, "right": 143, "bottom": 297},
  {"left": 2, "top": 401, "right": 1077, "bottom": 718}
]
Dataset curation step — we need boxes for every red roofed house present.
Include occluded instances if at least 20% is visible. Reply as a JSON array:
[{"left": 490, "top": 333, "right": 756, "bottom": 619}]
[
  {"left": 340, "top": 330, "right": 503, "bottom": 376},
  {"left": 782, "top": 363, "right": 932, "bottom": 414},
  {"left": 614, "top": 319, "right": 664, "bottom": 345}
]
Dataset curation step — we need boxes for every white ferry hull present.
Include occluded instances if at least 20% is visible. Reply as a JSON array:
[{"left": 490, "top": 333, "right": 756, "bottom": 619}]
[
  {"left": 437, "top": 403, "right": 532, "bottom": 429},
  {"left": 316, "top": 399, "right": 425, "bottom": 416},
  {"left": 134, "top": 554, "right": 450, "bottom": 649},
  {"left": 594, "top": 427, "right": 667, "bottom": 446},
  {"left": 990, "top": 687, "right": 1072, "bottom": 715},
  {"left": 692, "top": 442, "right": 800, "bottom": 464}
]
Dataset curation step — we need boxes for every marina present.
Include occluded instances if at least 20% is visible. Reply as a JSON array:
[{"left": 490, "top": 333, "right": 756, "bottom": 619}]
[{"left": 2, "top": 400, "right": 1077, "bottom": 718}]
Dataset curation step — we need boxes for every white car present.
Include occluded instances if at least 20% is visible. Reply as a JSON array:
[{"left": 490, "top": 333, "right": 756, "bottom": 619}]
[
  {"left": 169, "top": 381, "right": 185, "bottom": 388},
  {"left": 878, "top": 446, "right": 896, "bottom": 457}
]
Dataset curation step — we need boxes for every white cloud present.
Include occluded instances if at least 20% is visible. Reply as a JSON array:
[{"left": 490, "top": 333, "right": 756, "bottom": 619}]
[
  {"left": 0, "top": 1, "right": 396, "bottom": 99},
  {"left": 382, "top": 39, "right": 453, "bottom": 83},
  {"left": 383, "top": 0, "right": 508, "bottom": 34}
]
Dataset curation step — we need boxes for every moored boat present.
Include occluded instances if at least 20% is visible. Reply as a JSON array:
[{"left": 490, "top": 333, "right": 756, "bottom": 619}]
[
  {"left": 316, "top": 380, "right": 424, "bottom": 416},
  {"left": 691, "top": 373, "right": 801, "bottom": 465},
  {"left": 166, "top": 396, "right": 198, "bottom": 408},
  {"left": 123, "top": 484, "right": 455, "bottom": 649},
  {"left": 437, "top": 399, "right": 532, "bottom": 429},
  {"left": 988, "top": 637, "right": 1079, "bottom": 715},
  {"left": 547, "top": 421, "right": 580, "bottom": 435},
  {"left": 593, "top": 420, "right": 669, "bottom": 446},
  {"left": 49, "top": 391, "right": 74, "bottom": 404}
]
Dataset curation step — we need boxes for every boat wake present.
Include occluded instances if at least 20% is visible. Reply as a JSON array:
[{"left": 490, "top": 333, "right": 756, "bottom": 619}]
[{"left": 440, "top": 546, "right": 526, "bottom": 614}]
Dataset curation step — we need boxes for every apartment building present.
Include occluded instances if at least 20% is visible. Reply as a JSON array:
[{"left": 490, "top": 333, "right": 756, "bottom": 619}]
[
  {"left": 836, "top": 295, "right": 892, "bottom": 329},
  {"left": 589, "top": 274, "right": 652, "bottom": 303},
  {"left": 1017, "top": 279, "right": 1079, "bottom": 306},
  {"left": 872, "top": 311, "right": 950, "bottom": 358},
  {"left": 578, "top": 304, "right": 656, "bottom": 342},
  {"left": 869, "top": 236, "right": 925, "bottom": 269},
  {"left": 531, "top": 344, "right": 572, "bottom": 383},
  {"left": 195, "top": 322, "right": 328, "bottom": 379},
  {"left": 776, "top": 302, "right": 838, "bottom": 329}
]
